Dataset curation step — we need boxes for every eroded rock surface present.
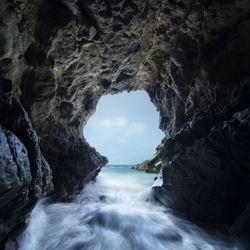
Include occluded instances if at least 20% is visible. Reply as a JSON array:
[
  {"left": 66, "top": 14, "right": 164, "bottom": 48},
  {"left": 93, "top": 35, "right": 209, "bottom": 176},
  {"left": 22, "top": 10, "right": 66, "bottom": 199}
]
[
  {"left": 154, "top": 82, "right": 250, "bottom": 236},
  {"left": 0, "top": 79, "right": 53, "bottom": 246},
  {"left": 1, "top": 0, "right": 250, "bottom": 245},
  {"left": 0, "top": 125, "right": 31, "bottom": 242}
]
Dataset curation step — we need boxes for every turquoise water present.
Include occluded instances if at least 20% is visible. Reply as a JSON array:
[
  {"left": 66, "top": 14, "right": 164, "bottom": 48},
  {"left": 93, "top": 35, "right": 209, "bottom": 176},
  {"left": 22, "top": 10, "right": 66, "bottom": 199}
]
[
  {"left": 99, "top": 164, "right": 158, "bottom": 193},
  {"left": 19, "top": 165, "right": 243, "bottom": 250}
]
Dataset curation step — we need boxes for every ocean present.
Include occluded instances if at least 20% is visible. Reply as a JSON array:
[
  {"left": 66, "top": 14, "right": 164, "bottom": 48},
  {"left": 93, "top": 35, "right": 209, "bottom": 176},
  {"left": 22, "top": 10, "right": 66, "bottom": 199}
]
[
  {"left": 18, "top": 164, "right": 243, "bottom": 250},
  {"left": 99, "top": 164, "right": 158, "bottom": 193}
]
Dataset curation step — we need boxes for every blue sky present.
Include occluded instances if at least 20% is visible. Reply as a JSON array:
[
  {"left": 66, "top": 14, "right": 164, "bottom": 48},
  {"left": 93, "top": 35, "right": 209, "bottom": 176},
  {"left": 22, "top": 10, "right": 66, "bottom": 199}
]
[{"left": 84, "top": 91, "right": 164, "bottom": 165}]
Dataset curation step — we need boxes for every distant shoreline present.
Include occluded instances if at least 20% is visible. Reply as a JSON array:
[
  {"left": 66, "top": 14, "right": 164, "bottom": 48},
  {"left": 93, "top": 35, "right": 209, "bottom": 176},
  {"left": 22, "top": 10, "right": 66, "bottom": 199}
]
[{"left": 105, "top": 164, "right": 136, "bottom": 167}]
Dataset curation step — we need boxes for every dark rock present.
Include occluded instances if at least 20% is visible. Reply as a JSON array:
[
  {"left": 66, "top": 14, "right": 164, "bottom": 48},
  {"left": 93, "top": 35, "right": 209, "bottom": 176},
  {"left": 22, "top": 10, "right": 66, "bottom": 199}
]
[
  {"left": 0, "top": 79, "right": 53, "bottom": 245},
  {"left": 100, "top": 79, "right": 112, "bottom": 89},
  {"left": 154, "top": 100, "right": 250, "bottom": 236},
  {"left": 41, "top": 131, "right": 108, "bottom": 196},
  {"left": 0, "top": 125, "right": 31, "bottom": 242},
  {"left": 1, "top": 0, "right": 250, "bottom": 245},
  {"left": 59, "top": 101, "right": 74, "bottom": 120},
  {"left": 99, "top": 195, "right": 106, "bottom": 201}
]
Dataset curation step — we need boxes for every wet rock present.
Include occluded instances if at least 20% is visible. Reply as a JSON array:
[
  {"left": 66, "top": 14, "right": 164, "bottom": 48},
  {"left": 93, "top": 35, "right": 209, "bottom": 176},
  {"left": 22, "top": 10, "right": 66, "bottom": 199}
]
[
  {"left": 0, "top": 125, "right": 31, "bottom": 242},
  {"left": 0, "top": 79, "right": 53, "bottom": 246},
  {"left": 1, "top": 0, "right": 250, "bottom": 244},
  {"left": 154, "top": 91, "right": 250, "bottom": 236}
]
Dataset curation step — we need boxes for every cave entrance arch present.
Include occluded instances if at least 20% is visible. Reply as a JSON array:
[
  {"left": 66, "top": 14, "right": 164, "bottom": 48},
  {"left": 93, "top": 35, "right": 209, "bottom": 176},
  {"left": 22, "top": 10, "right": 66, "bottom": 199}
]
[{"left": 84, "top": 90, "right": 164, "bottom": 166}]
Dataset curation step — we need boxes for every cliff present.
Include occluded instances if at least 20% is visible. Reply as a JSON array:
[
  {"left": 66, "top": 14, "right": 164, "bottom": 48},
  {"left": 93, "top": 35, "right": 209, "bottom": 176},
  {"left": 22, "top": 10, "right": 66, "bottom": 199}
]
[{"left": 135, "top": 139, "right": 165, "bottom": 173}]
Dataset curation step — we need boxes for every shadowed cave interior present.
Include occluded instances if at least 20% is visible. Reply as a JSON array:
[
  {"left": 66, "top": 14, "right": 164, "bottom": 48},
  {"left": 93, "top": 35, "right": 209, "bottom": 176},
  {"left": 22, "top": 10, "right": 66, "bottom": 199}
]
[{"left": 1, "top": 0, "right": 250, "bottom": 248}]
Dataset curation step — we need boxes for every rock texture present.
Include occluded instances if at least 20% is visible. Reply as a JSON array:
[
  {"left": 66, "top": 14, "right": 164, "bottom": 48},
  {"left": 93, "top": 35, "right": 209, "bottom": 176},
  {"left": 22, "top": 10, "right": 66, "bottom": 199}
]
[
  {"left": 135, "top": 139, "right": 165, "bottom": 173},
  {"left": 0, "top": 79, "right": 53, "bottom": 246},
  {"left": 154, "top": 82, "right": 250, "bottom": 237},
  {"left": 1, "top": 0, "right": 250, "bottom": 246},
  {"left": 0, "top": 125, "right": 31, "bottom": 243}
]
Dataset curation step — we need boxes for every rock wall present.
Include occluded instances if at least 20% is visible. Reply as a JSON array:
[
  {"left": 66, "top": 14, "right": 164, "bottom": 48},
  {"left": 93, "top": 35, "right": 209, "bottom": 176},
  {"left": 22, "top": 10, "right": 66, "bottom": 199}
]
[
  {"left": 154, "top": 82, "right": 250, "bottom": 237},
  {"left": 1, "top": 0, "right": 250, "bottom": 245},
  {"left": 0, "top": 78, "right": 53, "bottom": 246}
]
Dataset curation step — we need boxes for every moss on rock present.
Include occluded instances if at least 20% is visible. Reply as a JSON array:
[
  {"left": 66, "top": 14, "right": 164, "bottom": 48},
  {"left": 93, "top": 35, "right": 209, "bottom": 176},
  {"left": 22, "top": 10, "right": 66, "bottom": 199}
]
[{"left": 135, "top": 138, "right": 166, "bottom": 173}]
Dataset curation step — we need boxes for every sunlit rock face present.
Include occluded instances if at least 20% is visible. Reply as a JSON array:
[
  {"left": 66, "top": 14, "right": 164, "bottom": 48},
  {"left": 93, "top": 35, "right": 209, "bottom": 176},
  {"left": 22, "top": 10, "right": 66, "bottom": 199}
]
[
  {"left": 135, "top": 138, "right": 165, "bottom": 173},
  {"left": 1, "top": 0, "right": 250, "bottom": 244}
]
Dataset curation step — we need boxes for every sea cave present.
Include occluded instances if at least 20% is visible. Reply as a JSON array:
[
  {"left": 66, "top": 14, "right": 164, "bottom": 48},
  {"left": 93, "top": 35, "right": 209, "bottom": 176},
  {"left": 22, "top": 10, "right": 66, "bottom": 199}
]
[{"left": 1, "top": 0, "right": 250, "bottom": 249}]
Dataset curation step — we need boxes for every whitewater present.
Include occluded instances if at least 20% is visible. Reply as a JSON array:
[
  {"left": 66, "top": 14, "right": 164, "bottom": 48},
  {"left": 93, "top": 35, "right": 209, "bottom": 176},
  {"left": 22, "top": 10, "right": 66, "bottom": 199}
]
[{"left": 18, "top": 165, "right": 243, "bottom": 250}]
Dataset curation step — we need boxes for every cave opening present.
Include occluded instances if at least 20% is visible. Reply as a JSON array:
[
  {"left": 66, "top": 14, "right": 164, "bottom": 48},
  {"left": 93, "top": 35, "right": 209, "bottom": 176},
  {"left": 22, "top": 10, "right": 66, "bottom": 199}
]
[
  {"left": 2, "top": 0, "right": 250, "bottom": 247},
  {"left": 83, "top": 90, "right": 164, "bottom": 193},
  {"left": 84, "top": 90, "right": 164, "bottom": 166}
]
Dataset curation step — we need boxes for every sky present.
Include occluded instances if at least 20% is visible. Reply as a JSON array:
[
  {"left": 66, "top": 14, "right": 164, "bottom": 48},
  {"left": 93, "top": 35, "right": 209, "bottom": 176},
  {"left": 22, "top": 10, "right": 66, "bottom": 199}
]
[{"left": 83, "top": 91, "right": 165, "bottom": 165}]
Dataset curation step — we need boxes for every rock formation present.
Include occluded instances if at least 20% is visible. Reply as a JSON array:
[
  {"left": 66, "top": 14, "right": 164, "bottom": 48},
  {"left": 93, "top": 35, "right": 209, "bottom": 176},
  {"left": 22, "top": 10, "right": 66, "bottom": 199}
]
[
  {"left": 154, "top": 84, "right": 250, "bottom": 237},
  {"left": 135, "top": 138, "right": 165, "bottom": 173},
  {"left": 0, "top": 80, "right": 53, "bottom": 247},
  {"left": 1, "top": 0, "right": 250, "bottom": 246}
]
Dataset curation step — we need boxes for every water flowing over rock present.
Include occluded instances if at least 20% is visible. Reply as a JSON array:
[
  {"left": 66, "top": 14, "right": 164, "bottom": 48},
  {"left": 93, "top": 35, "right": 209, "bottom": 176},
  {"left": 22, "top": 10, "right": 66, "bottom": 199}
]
[
  {"left": 17, "top": 174, "right": 244, "bottom": 250},
  {"left": 1, "top": 0, "right": 250, "bottom": 246}
]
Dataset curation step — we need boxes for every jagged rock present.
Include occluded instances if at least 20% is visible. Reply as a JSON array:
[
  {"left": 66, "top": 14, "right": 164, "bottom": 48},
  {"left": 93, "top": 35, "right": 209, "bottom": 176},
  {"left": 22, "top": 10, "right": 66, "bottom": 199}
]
[
  {"left": 154, "top": 88, "right": 250, "bottom": 236},
  {"left": 135, "top": 139, "right": 165, "bottom": 173},
  {"left": 1, "top": 0, "right": 250, "bottom": 246},
  {"left": 135, "top": 157, "right": 162, "bottom": 174},
  {"left": 0, "top": 79, "right": 53, "bottom": 246},
  {"left": 1, "top": 0, "right": 250, "bottom": 197},
  {"left": 0, "top": 125, "right": 31, "bottom": 243}
]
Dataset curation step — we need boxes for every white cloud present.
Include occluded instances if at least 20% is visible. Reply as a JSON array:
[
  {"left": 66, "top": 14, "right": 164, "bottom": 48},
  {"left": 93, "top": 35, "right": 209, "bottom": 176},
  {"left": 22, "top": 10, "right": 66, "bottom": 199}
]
[
  {"left": 97, "top": 117, "right": 128, "bottom": 129},
  {"left": 117, "top": 137, "right": 128, "bottom": 143},
  {"left": 94, "top": 118, "right": 146, "bottom": 141},
  {"left": 125, "top": 122, "right": 146, "bottom": 137}
]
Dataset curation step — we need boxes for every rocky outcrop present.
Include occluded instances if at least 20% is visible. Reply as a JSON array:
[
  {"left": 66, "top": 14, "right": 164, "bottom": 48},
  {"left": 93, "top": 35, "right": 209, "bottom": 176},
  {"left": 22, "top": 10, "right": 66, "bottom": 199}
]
[
  {"left": 0, "top": 79, "right": 53, "bottom": 246},
  {"left": 1, "top": 0, "right": 250, "bottom": 246},
  {"left": 154, "top": 82, "right": 250, "bottom": 237},
  {"left": 135, "top": 153, "right": 162, "bottom": 173},
  {"left": 135, "top": 139, "right": 165, "bottom": 173},
  {"left": 0, "top": 125, "right": 31, "bottom": 244}
]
